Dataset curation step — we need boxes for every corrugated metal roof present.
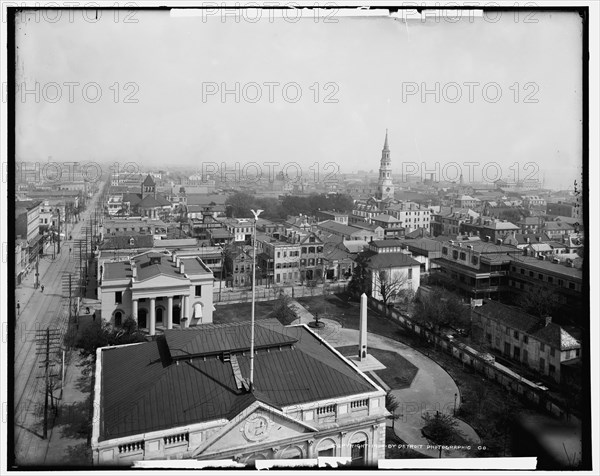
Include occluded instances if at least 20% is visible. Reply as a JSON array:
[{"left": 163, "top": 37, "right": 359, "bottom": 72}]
[{"left": 99, "top": 321, "right": 377, "bottom": 441}]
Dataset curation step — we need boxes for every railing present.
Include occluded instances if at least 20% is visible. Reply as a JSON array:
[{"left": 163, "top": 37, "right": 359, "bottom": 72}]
[
  {"left": 118, "top": 440, "right": 144, "bottom": 454},
  {"left": 164, "top": 432, "right": 189, "bottom": 447}
]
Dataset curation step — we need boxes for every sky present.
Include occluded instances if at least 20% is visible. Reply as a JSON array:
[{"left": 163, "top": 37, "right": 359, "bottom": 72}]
[{"left": 14, "top": 8, "right": 583, "bottom": 190}]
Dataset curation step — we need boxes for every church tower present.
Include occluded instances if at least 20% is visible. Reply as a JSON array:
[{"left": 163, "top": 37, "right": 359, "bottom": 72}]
[
  {"left": 377, "top": 129, "right": 394, "bottom": 200},
  {"left": 141, "top": 174, "right": 157, "bottom": 199}
]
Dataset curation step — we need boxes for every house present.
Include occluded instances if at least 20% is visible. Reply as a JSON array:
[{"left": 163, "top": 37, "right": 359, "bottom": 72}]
[
  {"left": 322, "top": 241, "right": 358, "bottom": 280},
  {"left": 453, "top": 195, "right": 481, "bottom": 210},
  {"left": 431, "top": 239, "right": 522, "bottom": 300},
  {"left": 359, "top": 240, "right": 421, "bottom": 302},
  {"left": 516, "top": 216, "right": 544, "bottom": 234},
  {"left": 15, "top": 199, "right": 43, "bottom": 262},
  {"left": 256, "top": 236, "right": 301, "bottom": 286},
  {"left": 225, "top": 245, "right": 255, "bottom": 288},
  {"left": 507, "top": 256, "right": 584, "bottom": 323},
  {"left": 502, "top": 232, "right": 552, "bottom": 250},
  {"left": 384, "top": 202, "right": 431, "bottom": 233},
  {"left": 99, "top": 249, "right": 214, "bottom": 334},
  {"left": 370, "top": 214, "right": 404, "bottom": 240},
  {"left": 299, "top": 232, "right": 325, "bottom": 282},
  {"left": 401, "top": 238, "right": 443, "bottom": 273},
  {"left": 91, "top": 319, "right": 388, "bottom": 466},
  {"left": 430, "top": 208, "right": 479, "bottom": 237},
  {"left": 542, "top": 221, "right": 575, "bottom": 241},
  {"left": 316, "top": 220, "right": 368, "bottom": 241},
  {"left": 347, "top": 222, "right": 384, "bottom": 241},
  {"left": 472, "top": 300, "right": 581, "bottom": 383},
  {"left": 460, "top": 218, "right": 520, "bottom": 243},
  {"left": 521, "top": 195, "right": 547, "bottom": 208}
]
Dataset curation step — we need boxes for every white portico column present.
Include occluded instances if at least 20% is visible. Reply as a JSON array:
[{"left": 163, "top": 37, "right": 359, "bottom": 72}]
[
  {"left": 132, "top": 298, "right": 138, "bottom": 325},
  {"left": 167, "top": 296, "right": 173, "bottom": 329},
  {"left": 183, "top": 295, "right": 190, "bottom": 328},
  {"left": 149, "top": 297, "right": 156, "bottom": 335}
]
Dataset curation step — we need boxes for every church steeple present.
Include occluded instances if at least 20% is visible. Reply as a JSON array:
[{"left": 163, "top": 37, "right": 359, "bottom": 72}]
[{"left": 377, "top": 130, "right": 394, "bottom": 201}]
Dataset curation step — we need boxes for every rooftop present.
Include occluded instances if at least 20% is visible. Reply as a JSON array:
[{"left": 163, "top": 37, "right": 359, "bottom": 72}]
[
  {"left": 512, "top": 256, "right": 583, "bottom": 280},
  {"left": 98, "top": 320, "right": 378, "bottom": 441},
  {"left": 361, "top": 250, "right": 420, "bottom": 269}
]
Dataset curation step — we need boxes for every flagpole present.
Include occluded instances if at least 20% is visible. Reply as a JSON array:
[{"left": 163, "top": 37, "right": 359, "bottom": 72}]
[{"left": 249, "top": 209, "right": 263, "bottom": 391}]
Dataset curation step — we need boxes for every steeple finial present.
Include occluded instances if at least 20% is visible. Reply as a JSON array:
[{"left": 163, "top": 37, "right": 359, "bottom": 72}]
[{"left": 383, "top": 129, "right": 389, "bottom": 150}]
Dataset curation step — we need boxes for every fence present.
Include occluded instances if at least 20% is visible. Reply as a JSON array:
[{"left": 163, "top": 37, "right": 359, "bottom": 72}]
[
  {"left": 214, "top": 282, "right": 348, "bottom": 305},
  {"left": 367, "top": 297, "right": 573, "bottom": 421}
]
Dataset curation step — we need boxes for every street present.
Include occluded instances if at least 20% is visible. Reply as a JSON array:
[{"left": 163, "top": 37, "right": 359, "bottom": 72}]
[{"left": 13, "top": 187, "right": 103, "bottom": 466}]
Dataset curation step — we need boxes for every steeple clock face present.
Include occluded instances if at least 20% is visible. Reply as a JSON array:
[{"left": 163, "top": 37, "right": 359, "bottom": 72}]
[{"left": 386, "top": 187, "right": 391, "bottom": 192}]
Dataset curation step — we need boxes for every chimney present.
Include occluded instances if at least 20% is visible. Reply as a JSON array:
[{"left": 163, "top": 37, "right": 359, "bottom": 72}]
[
  {"left": 496, "top": 238, "right": 502, "bottom": 245},
  {"left": 536, "top": 236, "right": 542, "bottom": 242},
  {"left": 131, "top": 263, "right": 137, "bottom": 279},
  {"left": 544, "top": 316, "right": 552, "bottom": 326},
  {"left": 525, "top": 237, "right": 530, "bottom": 244},
  {"left": 180, "top": 261, "right": 185, "bottom": 274}
]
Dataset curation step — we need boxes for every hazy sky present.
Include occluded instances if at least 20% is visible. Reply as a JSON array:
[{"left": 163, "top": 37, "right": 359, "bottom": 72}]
[{"left": 15, "top": 9, "right": 583, "bottom": 189}]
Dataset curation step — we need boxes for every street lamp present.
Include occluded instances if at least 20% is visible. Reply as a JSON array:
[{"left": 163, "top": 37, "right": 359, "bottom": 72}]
[{"left": 249, "top": 208, "right": 263, "bottom": 391}]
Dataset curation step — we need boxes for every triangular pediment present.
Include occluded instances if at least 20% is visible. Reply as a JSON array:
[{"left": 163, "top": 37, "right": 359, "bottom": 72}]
[
  {"left": 132, "top": 273, "right": 187, "bottom": 287},
  {"left": 194, "top": 402, "right": 316, "bottom": 457}
]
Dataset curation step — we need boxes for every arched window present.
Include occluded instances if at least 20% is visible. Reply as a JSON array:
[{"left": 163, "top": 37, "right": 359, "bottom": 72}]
[{"left": 114, "top": 311, "right": 123, "bottom": 327}]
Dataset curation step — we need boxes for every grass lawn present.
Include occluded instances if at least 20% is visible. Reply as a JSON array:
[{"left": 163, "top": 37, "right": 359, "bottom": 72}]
[
  {"left": 336, "top": 346, "right": 418, "bottom": 390},
  {"left": 297, "top": 293, "right": 404, "bottom": 337},
  {"left": 213, "top": 301, "right": 278, "bottom": 324}
]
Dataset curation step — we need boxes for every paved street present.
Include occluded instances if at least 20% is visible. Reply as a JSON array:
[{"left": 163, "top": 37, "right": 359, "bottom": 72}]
[{"left": 13, "top": 189, "right": 102, "bottom": 466}]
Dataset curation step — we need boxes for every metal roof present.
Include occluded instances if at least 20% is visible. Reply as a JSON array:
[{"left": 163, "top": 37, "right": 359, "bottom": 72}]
[{"left": 99, "top": 320, "right": 377, "bottom": 441}]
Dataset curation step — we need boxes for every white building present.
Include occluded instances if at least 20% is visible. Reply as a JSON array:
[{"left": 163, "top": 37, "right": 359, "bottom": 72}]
[
  {"left": 99, "top": 249, "right": 214, "bottom": 334},
  {"left": 92, "top": 319, "right": 388, "bottom": 466}
]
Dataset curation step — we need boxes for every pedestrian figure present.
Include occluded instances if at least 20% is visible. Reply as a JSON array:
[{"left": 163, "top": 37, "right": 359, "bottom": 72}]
[
  {"left": 41, "top": 285, "right": 45, "bottom": 292},
  {"left": 16, "top": 301, "right": 20, "bottom": 316},
  {"left": 69, "top": 247, "right": 72, "bottom": 253}
]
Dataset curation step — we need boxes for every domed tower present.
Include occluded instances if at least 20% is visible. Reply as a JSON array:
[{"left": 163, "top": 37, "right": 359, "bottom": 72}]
[{"left": 377, "top": 129, "right": 394, "bottom": 200}]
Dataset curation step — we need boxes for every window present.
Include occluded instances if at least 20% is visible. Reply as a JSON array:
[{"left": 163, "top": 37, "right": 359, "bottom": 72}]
[
  {"left": 539, "top": 357, "right": 545, "bottom": 371},
  {"left": 523, "top": 349, "right": 529, "bottom": 363},
  {"left": 548, "top": 364, "right": 555, "bottom": 375},
  {"left": 350, "top": 442, "right": 366, "bottom": 466},
  {"left": 459, "top": 252, "right": 466, "bottom": 260},
  {"left": 504, "top": 342, "right": 511, "bottom": 356},
  {"left": 452, "top": 250, "right": 459, "bottom": 259},
  {"left": 309, "top": 247, "right": 315, "bottom": 253},
  {"left": 195, "top": 285, "right": 202, "bottom": 296},
  {"left": 523, "top": 335, "right": 528, "bottom": 344},
  {"left": 538, "top": 273, "right": 543, "bottom": 280},
  {"left": 529, "top": 271, "right": 534, "bottom": 277},
  {"left": 547, "top": 276, "right": 553, "bottom": 284},
  {"left": 558, "top": 279, "right": 564, "bottom": 286},
  {"left": 540, "top": 343, "right": 545, "bottom": 352},
  {"left": 472, "top": 256, "right": 479, "bottom": 265},
  {"left": 550, "top": 348, "right": 555, "bottom": 357},
  {"left": 511, "top": 266, "right": 516, "bottom": 272},
  {"left": 569, "top": 282, "right": 575, "bottom": 290},
  {"left": 442, "top": 247, "right": 448, "bottom": 255},
  {"left": 513, "top": 346, "right": 521, "bottom": 360},
  {"left": 302, "top": 247, "right": 307, "bottom": 254},
  {"left": 114, "top": 311, "right": 122, "bottom": 327},
  {"left": 513, "top": 330, "right": 519, "bottom": 339},
  {"left": 408, "top": 269, "right": 413, "bottom": 280},
  {"left": 520, "top": 268, "right": 525, "bottom": 274},
  {"left": 277, "top": 252, "right": 281, "bottom": 258},
  {"left": 115, "top": 291, "right": 122, "bottom": 304},
  {"left": 486, "top": 333, "right": 492, "bottom": 343}
]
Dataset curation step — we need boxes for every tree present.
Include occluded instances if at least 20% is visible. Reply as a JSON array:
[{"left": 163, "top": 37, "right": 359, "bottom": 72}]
[
  {"left": 421, "top": 411, "right": 464, "bottom": 458},
  {"left": 348, "top": 253, "right": 371, "bottom": 298},
  {"left": 225, "top": 192, "right": 255, "bottom": 218},
  {"left": 412, "top": 287, "right": 470, "bottom": 334},
  {"left": 271, "top": 291, "right": 298, "bottom": 326},
  {"left": 385, "top": 391, "right": 401, "bottom": 430},
  {"left": 77, "top": 317, "right": 145, "bottom": 358},
  {"left": 373, "top": 269, "right": 410, "bottom": 306},
  {"left": 517, "top": 286, "right": 560, "bottom": 318}
]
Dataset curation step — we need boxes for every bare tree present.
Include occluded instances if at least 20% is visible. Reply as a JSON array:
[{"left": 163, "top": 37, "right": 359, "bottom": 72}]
[
  {"left": 373, "top": 269, "right": 409, "bottom": 306},
  {"left": 385, "top": 391, "right": 401, "bottom": 430},
  {"left": 517, "top": 286, "right": 560, "bottom": 318}
]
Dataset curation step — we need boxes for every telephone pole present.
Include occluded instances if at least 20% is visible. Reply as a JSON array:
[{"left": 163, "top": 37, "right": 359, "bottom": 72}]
[{"left": 36, "top": 327, "right": 61, "bottom": 439}]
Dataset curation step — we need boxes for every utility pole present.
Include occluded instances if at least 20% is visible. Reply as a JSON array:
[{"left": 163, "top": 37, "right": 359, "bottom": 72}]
[
  {"left": 36, "top": 327, "right": 61, "bottom": 439},
  {"left": 57, "top": 208, "right": 61, "bottom": 254},
  {"left": 35, "top": 254, "right": 39, "bottom": 289}
]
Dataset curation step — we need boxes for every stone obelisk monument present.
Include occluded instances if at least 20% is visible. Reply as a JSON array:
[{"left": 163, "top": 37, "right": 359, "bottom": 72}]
[{"left": 359, "top": 293, "right": 368, "bottom": 361}]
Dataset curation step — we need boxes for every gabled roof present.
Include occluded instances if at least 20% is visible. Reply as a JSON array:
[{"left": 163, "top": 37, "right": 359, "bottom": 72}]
[
  {"left": 99, "top": 320, "right": 378, "bottom": 441},
  {"left": 533, "top": 324, "right": 581, "bottom": 351},
  {"left": 405, "top": 227, "right": 432, "bottom": 239}
]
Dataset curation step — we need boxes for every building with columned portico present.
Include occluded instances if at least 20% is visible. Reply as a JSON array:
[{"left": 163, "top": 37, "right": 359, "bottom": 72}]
[{"left": 99, "top": 249, "right": 214, "bottom": 334}]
